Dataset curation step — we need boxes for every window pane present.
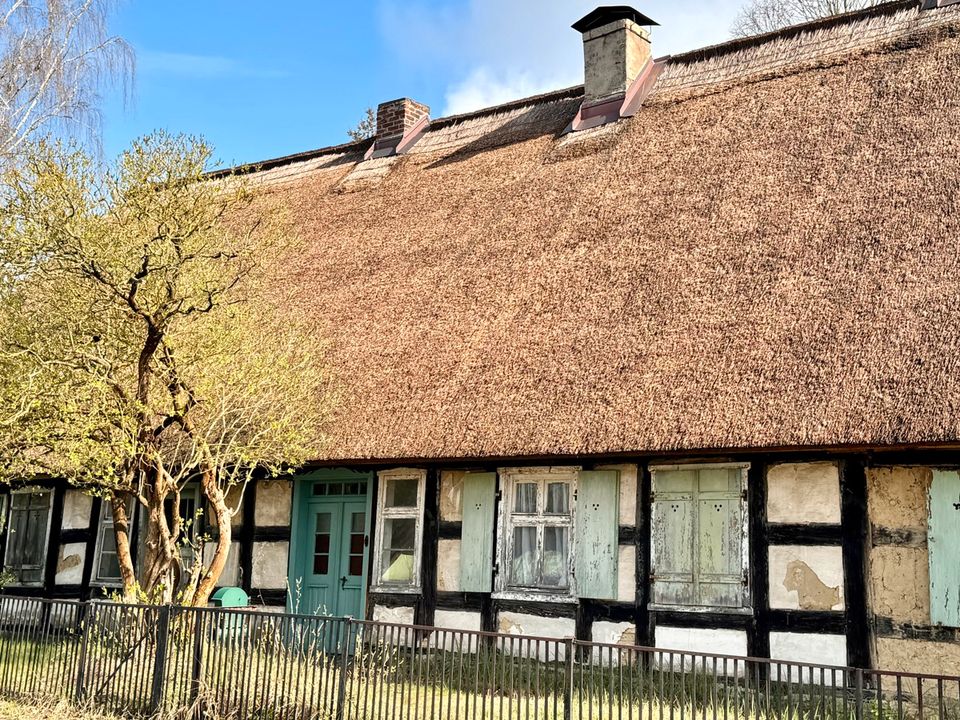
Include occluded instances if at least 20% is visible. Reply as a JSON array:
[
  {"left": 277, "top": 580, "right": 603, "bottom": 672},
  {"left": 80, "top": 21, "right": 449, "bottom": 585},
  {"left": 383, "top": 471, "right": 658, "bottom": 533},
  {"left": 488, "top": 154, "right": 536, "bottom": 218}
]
[
  {"left": 380, "top": 518, "right": 416, "bottom": 583},
  {"left": 316, "top": 513, "right": 331, "bottom": 533},
  {"left": 100, "top": 531, "right": 117, "bottom": 553},
  {"left": 351, "top": 513, "right": 365, "bottom": 532},
  {"left": 384, "top": 479, "right": 418, "bottom": 508},
  {"left": 98, "top": 553, "right": 121, "bottom": 581},
  {"left": 511, "top": 526, "right": 537, "bottom": 586},
  {"left": 542, "top": 527, "right": 568, "bottom": 588},
  {"left": 313, "top": 512, "right": 331, "bottom": 576},
  {"left": 545, "top": 483, "right": 569, "bottom": 514},
  {"left": 514, "top": 483, "right": 537, "bottom": 514}
]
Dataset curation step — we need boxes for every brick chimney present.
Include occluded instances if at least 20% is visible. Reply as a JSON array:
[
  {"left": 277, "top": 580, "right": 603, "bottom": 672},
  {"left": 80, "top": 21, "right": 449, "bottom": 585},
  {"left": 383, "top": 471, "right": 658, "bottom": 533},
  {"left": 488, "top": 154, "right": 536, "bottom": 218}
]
[
  {"left": 365, "top": 98, "right": 430, "bottom": 159},
  {"left": 573, "top": 6, "right": 658, "bottom": 106}
]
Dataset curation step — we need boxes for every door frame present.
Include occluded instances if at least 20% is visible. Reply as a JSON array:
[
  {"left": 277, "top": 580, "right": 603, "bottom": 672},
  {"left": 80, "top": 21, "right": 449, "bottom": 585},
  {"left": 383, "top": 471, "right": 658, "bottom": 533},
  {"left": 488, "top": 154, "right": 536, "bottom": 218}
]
[{"left": 288, "top": 468, "right": 374, "bottom": 617}]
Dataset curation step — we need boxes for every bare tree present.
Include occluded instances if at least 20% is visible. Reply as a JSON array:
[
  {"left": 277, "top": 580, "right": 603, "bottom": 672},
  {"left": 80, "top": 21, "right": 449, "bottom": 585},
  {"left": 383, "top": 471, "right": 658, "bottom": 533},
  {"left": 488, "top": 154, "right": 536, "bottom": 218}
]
[
  {"left": 731, "top": 0, "right": 883, "bottom": 37},
  {"left": 347, "top": 107, "right": 375, "bottom": 142},
  {"left": 0, "top": 0, "right": 133, "bottom": 163}
]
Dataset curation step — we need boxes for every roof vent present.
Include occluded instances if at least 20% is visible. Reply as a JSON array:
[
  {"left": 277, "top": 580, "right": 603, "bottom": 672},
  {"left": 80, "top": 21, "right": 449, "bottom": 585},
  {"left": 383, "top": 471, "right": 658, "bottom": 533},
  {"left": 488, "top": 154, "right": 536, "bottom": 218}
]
[
  {"left": 568, "top": 6, "right": 663, "bottom": 132},
  {"left": 365, "top": 98, "right": 430, "bottom": 159}
]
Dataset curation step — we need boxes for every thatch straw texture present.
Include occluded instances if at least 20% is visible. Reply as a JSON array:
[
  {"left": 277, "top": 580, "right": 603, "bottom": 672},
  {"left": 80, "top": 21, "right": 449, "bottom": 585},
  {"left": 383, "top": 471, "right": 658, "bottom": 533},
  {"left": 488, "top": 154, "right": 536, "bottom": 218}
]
[{"left": 252, "top": 2, "right": 960, "bottom": 461}]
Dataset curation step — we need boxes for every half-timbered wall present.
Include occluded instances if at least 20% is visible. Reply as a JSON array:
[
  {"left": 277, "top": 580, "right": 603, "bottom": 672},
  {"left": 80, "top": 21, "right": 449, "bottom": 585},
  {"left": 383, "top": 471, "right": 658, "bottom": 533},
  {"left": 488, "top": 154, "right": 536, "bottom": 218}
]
[
  {"left": 2, "top": 454, "right": 958, "bottom": 674},
  {"left": 867, "top": 466, "right": 960, "bottom": 676}
]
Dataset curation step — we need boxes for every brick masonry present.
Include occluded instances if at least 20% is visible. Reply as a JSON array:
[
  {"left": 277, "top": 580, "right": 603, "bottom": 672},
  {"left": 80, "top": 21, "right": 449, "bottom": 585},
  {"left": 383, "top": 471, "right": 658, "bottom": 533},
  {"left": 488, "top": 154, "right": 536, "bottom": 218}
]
[{"left": 376, "top": 98, "right": 430, "bottom": 139}]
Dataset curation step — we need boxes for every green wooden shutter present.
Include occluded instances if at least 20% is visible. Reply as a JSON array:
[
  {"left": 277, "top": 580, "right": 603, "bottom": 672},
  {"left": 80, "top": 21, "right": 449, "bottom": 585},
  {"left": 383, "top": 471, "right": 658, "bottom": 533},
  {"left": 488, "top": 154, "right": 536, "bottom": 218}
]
[
  {"left": 460, "top": 472, "right": 497, "bottom": 593},
  {"left": 928, "top": 470, "right": 960, "bottom": 627},
  {"left": 695, "top": 467, "right": 744, "bottom": 608},
  {"left": 652, "top": 470, "right": 696, "bottom": 606},
  {"left": 576, "top": 470, "right": 619, "bottom": 600}
]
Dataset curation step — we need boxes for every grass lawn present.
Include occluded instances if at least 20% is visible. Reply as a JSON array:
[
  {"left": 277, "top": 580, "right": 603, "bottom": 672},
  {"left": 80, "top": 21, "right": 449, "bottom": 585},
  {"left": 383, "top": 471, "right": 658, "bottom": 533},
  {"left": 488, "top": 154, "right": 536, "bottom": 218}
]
[{"left": 0, "top": 699, "right": 117, "bottom": 720}]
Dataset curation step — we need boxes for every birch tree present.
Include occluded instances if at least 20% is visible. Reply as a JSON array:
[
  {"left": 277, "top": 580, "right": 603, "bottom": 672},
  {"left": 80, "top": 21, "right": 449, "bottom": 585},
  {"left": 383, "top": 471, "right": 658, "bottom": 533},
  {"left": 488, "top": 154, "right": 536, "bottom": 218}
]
[
  {"left": 0, "top": 0, "right": 132, "bottom": 163},
  {"left": 0, "top": 132, "right": 331, "bottom": 605},
  {"left": 731, "top": 0, "right": 883, "bottom": 37}
]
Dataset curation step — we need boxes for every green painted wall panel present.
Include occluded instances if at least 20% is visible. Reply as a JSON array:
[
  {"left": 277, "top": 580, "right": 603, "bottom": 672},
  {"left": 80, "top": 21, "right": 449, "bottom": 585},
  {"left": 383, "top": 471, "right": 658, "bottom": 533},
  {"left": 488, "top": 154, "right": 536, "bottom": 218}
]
[
  {"left": 576, "top": 470, "right": 619, "bottom": 600},
  {"left": 928, "top": 470, "right": 960, "bottom": 627},
  {"left": 460, "top": 472, "right": 497, "bottom": 593}
]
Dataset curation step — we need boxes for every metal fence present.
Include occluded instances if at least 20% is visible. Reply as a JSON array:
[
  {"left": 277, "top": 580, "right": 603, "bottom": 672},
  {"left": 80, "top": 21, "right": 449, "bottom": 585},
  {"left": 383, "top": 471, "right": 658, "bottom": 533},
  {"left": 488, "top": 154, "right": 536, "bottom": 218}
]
[{"left": 0, "top": 596, "right": 956, "bottom": 720}]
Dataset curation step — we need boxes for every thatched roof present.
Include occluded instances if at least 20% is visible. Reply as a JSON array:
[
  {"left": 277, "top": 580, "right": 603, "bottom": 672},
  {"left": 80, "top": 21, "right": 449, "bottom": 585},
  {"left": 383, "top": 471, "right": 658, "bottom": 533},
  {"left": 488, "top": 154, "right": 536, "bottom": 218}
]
[{"left": 248, "top": 1, "right": 960, "bottom": 462}]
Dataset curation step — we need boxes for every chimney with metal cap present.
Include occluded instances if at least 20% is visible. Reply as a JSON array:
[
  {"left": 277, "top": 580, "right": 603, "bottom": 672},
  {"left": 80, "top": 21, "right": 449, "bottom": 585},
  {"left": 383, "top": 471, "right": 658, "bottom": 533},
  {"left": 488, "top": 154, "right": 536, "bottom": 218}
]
[{"left": 573, "top": 6, "right": 658, "bottom": 106}]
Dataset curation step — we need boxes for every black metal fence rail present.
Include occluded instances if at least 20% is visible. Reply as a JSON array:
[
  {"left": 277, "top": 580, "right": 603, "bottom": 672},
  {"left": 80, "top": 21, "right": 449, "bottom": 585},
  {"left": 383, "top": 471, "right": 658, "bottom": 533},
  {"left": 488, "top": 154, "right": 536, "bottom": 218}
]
[{"left": 0, "top": 595, "right": 956, "bottom": 720}]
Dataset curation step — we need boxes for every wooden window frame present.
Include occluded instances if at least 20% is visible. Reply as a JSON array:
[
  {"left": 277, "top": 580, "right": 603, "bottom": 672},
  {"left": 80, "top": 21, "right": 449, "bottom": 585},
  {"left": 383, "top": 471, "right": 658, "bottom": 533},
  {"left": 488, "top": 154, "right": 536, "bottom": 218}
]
[
  {"left": 495, "top": 467, "right": 579, "bottom": 603},
  {"left": 370, "top": 468, "right": 426, "bottom": 595},
  {"left": 92, "top": 499, "right": 134, "bottom": 587},
  {"left": 649, "top": 462, "right": 751, "bottom": 613},
  {"left": 3, "top": 488, "right": 54, "bottom": 587}
]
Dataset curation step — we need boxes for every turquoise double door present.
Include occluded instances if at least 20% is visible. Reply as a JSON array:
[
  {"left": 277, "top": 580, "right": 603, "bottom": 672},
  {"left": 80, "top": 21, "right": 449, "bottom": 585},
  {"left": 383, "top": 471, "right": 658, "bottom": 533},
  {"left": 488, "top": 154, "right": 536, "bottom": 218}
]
[{"left": 290, "top": 470, "right": 372, "bottom": 619}]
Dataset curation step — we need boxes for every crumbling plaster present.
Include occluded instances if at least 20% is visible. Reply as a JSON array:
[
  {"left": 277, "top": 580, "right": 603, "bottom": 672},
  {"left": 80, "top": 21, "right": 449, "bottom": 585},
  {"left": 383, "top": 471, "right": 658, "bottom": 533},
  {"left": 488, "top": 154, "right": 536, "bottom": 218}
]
[
  {"left": 876, "top": 638, "right": 960, "bottom": 682},
  {"left": 866, "top": 467, "right": 933, "bottom": 626},
  {"left": 867, "top": 467, "right": 931, "bottom": 530}
]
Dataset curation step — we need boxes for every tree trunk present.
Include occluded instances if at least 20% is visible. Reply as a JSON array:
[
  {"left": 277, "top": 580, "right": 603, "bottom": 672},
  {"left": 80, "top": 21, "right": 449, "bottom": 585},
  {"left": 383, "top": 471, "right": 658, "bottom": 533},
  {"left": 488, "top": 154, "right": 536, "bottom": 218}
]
[
  {"left": 192, "top": 469, "right": 231, "bottom": 607},
  {"left": 137, "top": 475, "right": 178, "bottom": 604},
  {"left": 111, "top": 492, "right": 138, "bottom": 603}
]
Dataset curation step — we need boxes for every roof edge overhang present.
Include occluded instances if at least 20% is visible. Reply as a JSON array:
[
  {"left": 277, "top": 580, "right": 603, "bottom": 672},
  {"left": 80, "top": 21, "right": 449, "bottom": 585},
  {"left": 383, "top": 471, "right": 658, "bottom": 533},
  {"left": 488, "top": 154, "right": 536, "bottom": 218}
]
[{"left": 300, "top": 440, "right": 960, "bottom": 469}]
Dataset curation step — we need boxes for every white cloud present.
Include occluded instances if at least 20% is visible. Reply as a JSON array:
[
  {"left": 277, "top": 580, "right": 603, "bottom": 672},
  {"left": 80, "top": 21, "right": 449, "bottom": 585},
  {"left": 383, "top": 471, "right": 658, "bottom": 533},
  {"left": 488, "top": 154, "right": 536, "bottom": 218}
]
[
  {"left": 379, "top": 0, "right": 747, "bottom": 116},
  {"left": 443, "top": 67, "right": 575, "bottom": 116}
]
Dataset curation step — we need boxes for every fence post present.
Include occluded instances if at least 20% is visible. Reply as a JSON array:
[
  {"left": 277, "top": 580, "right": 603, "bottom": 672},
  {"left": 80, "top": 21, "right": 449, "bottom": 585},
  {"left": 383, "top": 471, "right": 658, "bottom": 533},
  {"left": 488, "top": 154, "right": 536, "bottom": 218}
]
[
  {"left": 149, "top": 604, "right": 172, "bottom": 715},
  {"left": 335, "top": 618, "right": 353, "bottom": 720},
  {"left": 189, "top": 608, "right": 205, "bottom": 710},
  {"left": 74, "top": 602, "right": 94, "bottom": 704},
  {"left": 564, "top": 638, "right": 575, "bottom": 720},
  {"left": 854, "top": 668, "right": 864, "bottom": 720}
]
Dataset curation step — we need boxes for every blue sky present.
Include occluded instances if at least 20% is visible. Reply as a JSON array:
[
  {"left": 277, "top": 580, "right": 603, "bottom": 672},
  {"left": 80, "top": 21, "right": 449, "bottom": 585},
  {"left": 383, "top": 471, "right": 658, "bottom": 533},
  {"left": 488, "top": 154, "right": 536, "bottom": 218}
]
[{"left": 101, "top": 0, "right": 746, "bottom": 168}]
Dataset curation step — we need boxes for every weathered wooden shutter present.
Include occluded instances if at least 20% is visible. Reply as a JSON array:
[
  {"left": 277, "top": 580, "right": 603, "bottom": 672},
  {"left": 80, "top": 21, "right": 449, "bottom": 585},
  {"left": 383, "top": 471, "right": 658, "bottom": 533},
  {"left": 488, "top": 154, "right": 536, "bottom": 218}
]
[
  {"left": 695, "top": 468, "right": 744, "bottom": 608},
  {"left": 928, "top": 470, "right": 960, "bottom": 627},
  {"left": 652, "top": 470, "right": 696, "bottom": 606},
  {"left": 460, "top": 472, "right": 497, "bottom": 593},
  {"left": 576, "top": 470, "right": 619, "bottom": 600}
]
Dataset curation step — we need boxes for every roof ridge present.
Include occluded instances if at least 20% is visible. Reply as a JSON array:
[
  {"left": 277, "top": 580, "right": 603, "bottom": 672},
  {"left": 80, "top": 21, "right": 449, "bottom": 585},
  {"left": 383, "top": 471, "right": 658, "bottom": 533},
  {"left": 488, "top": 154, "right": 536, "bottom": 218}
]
[
  {"left": 212, "top": 0, "right": 927, "bottom": 179},
  {"left": 667, "top": 0, "right": 917, "bottom": 66}
]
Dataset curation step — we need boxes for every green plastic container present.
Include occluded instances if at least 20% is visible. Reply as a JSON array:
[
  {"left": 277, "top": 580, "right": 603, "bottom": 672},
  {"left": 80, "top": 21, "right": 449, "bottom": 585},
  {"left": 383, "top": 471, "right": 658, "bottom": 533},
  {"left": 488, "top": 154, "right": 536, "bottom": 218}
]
[{"left": 210, "top": 586, "right": 249, "bottom": 608}]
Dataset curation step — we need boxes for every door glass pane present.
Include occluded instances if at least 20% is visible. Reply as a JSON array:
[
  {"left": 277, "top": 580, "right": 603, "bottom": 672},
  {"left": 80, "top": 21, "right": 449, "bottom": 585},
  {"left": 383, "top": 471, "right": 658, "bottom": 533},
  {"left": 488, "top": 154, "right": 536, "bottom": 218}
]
[
  {"left": 380, "top": 517, "right": 416, "bottom": 582},
  {"left": 384, "top": 479, "right": 418, "bottom": 508},
  {"left": 514, "top": 483, "right": 537, "bottom": 514},
  {"left": 313, "top": 512, "right": 331, "bottom": 575},
  {"left": 545, "top": 483, "right": 569, "bottom": 514},
  {"left": 542, "top": 527, "right": 568, "bottom": 588},
  {"left": 348, "top": 512, "right": 365, "bottom": 577},
  {"left": 511, "top": 526, "right": 537, "bottom": 585}
]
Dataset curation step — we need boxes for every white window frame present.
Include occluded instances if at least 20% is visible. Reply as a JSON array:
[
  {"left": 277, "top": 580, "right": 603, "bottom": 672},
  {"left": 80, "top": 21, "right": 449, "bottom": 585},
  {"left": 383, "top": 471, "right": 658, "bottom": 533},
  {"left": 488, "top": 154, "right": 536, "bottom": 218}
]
[
  {"left": 370, "top": 468, "right": 426, "bottom": 594},
  {"left": 3, "top": 488, "right": 54, "bottom": 587},
  {"left": 649, "top": 462, "right": 751, "bottom": 613},
  {"left": 495, "top": 467, "right": 578, "bottom": 602}
]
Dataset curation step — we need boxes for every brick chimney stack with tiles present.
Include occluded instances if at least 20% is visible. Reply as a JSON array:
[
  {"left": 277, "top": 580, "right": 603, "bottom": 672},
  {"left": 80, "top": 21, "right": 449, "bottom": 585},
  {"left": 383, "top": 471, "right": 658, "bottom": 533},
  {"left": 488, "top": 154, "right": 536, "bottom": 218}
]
[{"left": 376, "top": 98, "right": 430, "bottom": 140}]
